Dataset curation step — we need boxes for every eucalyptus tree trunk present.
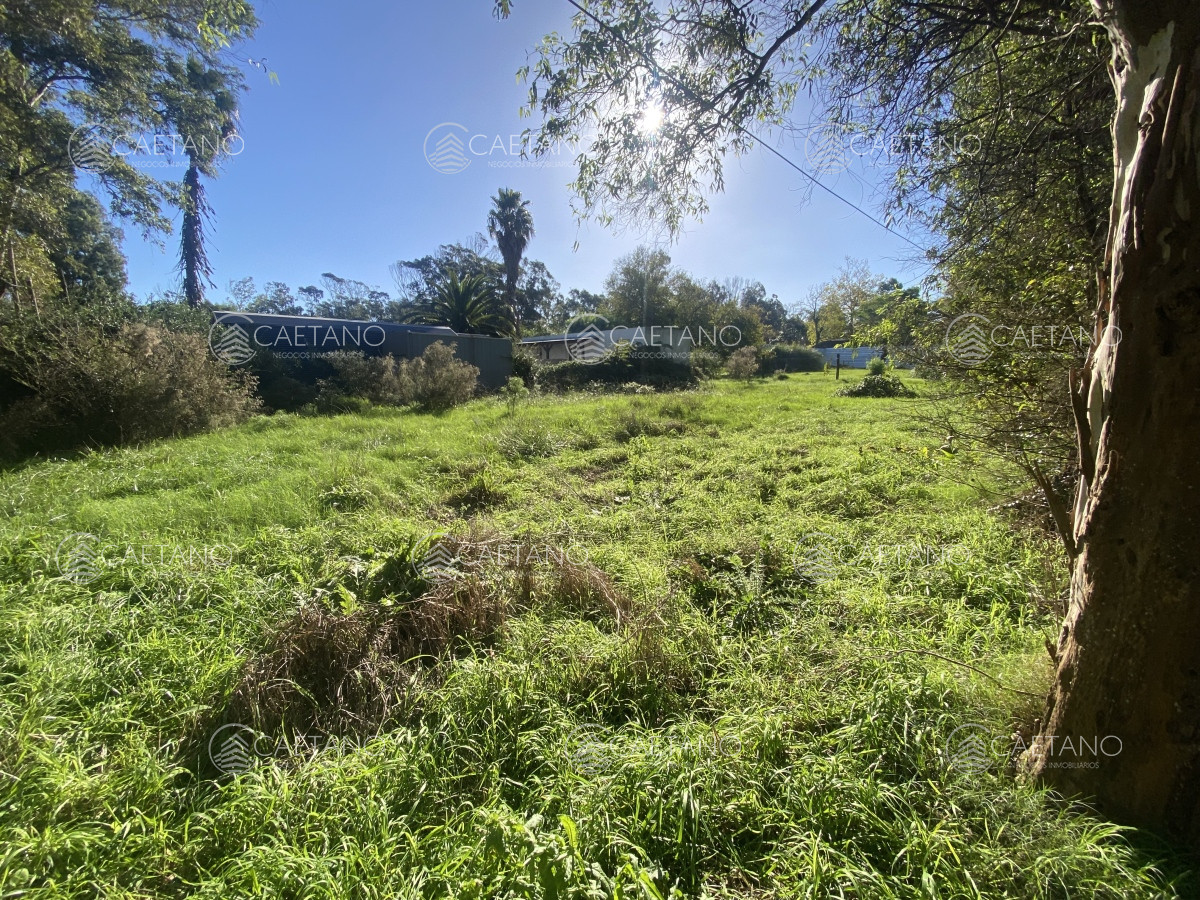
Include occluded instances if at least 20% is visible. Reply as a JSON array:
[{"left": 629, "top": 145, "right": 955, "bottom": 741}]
[{"left": 1022, "top": 0, "right": 1200, "bottom": 849}]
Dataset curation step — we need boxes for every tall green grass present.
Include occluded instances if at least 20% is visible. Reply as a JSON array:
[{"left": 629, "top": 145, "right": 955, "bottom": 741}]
[{"left": 0, "top": 373, "right": 1192, "bottom": 897}]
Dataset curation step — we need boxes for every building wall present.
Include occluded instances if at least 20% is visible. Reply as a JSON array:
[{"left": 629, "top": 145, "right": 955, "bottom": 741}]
[{"left": 211, "top": 312, "right": 513, "bottom": 389}]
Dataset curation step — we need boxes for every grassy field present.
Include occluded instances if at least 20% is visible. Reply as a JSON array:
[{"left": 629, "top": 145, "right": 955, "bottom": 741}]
[{"left": 0, "top": 372, "right": 1193, "bottom": 898}]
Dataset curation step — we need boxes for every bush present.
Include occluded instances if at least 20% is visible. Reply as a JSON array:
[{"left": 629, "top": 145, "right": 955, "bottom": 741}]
[
  {"left": 0, "top": 318, "right": 261, "bottom": 458},
  {"left": 836, "top": 373, "right": 917, "bottom": 398},
  {"left": 537, "top": 342, "right": 696, "bottom": 392},
  {"left": 498, "top": 376, "right": 529, "bottom": 414},
  {"left": 759, "top": 344, "right": 826, "bottom": 373},
  {"left": 319, "top": 352, "right": 408, "bottom": 408},
  {"left": 689, "top": 348, "right": 722, "bottom": 380},
  {"left": 866, "top": 356, "right": 888, "bottom": 376},
  {"left": 403, "top": 341, "right": 479, "bottom": 410},
  {"left": 510, "top": 344, "right": 536, "bottom": 385},
  {"left": 725, "top": 346, "right": 760, "bottom": 380},
  {"left": 318, "top": 342, "right": 478, "bottom": 412},
  {"left": 136, "top": 296, "right": 215, "bottom": 334}
]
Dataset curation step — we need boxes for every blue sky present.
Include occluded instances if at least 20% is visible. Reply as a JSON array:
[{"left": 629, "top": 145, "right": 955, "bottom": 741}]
[{"left": 119, "top": 0, "right": 932, "bottom": 309}]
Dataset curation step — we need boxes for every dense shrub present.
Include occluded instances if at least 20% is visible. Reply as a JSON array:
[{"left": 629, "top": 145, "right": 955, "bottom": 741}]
[
  {"left": 759, "top": 344, "right": 826, "bottom": 373},
  {"left": 245, "top": 352, "right": 328, "bottom": 411},
  {"left": 319, "top": 342, "right": 478, "bottom": 412},
  {"left": 510, "top": 344, "right": 536, "bottom": 385},
  {"left": 866, "top": 356, "right": 888, "bottom": 376},
  {"left": 725, "top": 346, "right": 760, "bottom": 380},
  {"left": 0, "top": 317, "right": 261, "bottom": 458},
  {"left": 136, "top": 297, "right": 215, "bottom": 334},
  {"left": 836, "top": 373, "right": 917, "bottom": 397},
  {"left": 319, "top": 352, "right": 407, "bottom": 407},
  {"left": 537, "top": 342, "right": 696, "bottom": 392},
  {"left": 400, "top": 341, "right": 479, "bottom": 410},
  {"left": 689, "top": 348, "right": 723, "bottom": 380}
]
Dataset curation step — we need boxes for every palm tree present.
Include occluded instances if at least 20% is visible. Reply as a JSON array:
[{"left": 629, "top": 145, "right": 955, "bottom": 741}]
[
  {"left": 486, "top": 188, "right": 534, "bottom": 338},
  {"left": 168, "top": 57, "right": 242, "bottom": 307},
  {"left": 179, "top": 161, "right": 214, "bottom": 307},
  {"left": 404, "top": 270, "right": 514, "bottom": 337}
]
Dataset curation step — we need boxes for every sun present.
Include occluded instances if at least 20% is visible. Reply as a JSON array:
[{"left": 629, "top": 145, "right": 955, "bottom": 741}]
[{"left": 638, "top": 101, "right": 666, "bottom": 134}]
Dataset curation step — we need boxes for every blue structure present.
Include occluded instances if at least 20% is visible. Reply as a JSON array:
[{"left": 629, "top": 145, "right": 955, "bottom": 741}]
[{"left": 812, "top": 346, "right": 884, "bottom": 369}]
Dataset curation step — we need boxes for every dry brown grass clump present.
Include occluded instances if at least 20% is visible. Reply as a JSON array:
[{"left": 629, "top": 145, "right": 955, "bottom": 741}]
[
  {"left": 218, "top": 532, "right": 631, "bottom": 741},
  {"left": 223, "top": 575, "right": 507, "bottom": 738},
  {"left": 514, "top": 555, "right": 631, "bottom": 626}
]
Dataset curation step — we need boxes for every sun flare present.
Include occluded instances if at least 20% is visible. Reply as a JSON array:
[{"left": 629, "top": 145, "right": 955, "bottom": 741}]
[{"left": 638, "top": 101, "right": 666, "bottom": 133}]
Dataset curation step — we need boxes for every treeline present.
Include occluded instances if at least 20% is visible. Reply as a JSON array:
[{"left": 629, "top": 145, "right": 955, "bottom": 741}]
[{"left": 194, "top": 246, "right": 918, "bottom": 351}]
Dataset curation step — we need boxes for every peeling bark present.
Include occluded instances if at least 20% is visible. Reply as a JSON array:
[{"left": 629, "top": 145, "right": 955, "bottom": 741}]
[{"left": 1021, "top": 0, "right": 1200, "bottom": 849}]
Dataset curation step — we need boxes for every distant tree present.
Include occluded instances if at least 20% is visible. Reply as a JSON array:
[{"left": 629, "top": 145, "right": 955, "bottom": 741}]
[
  {"left": 247, "top": 281, "right": 303, "bottom": 315},
  {"left": 711, "top": 276, "right": 752, "bottom": 306},
  {"left": 404, "top": 271, "right": 514, "bottom": 337},
  {"left": 601, "top": 246, "right": 672, "bottom": 328},
  {"left": 797, "top": 288, "right": 847, "bottom": 345},
  {"left": 743, "top": 291, "right": 787, "bottom": 341},
  {"left": 665, "top": 272, "right": 714, "bottom": 330},
  {"left": 718, "top": 303, "right": 764, "bottom": 352},
  {"left": 738, "top": 280, "right": 767, "bottom": 306},
  {"left": 307, "top": 273, "right": 389, "bottom": 320},
  {"left": 225, "top": 277, "right": 257, "bottom": 309},
  {"left": 856, "top": 280, "right": 925, "bottom": 355},
  {"left": 391, "top": 239, "right": 557, "bottom": 330},
  {"left": 567, "top": 288, "right": 604, "bottom": 314},
  {"left": 542, "top": 288, "right": 605, "bottom": 332},
  {"left": 486, "top": 188, "right": 535, "bottom": 337},
  {"left": 0, "top": 0, "right": 257, "bottom": 312},
  {"left": 779, "top": 312, "right": 810, "bottom": 345},
  {"left": 515, "top": 259, "right": 561, "bottom": 325},
  {"left": 814, "top": 259, "right": 877, "bottom": 341},
  {"left": 392, "top": 241, "right": 499, "bottom": 310},
  {"left": 296, "top": 285, "right": 325, "bottom": 312}
]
